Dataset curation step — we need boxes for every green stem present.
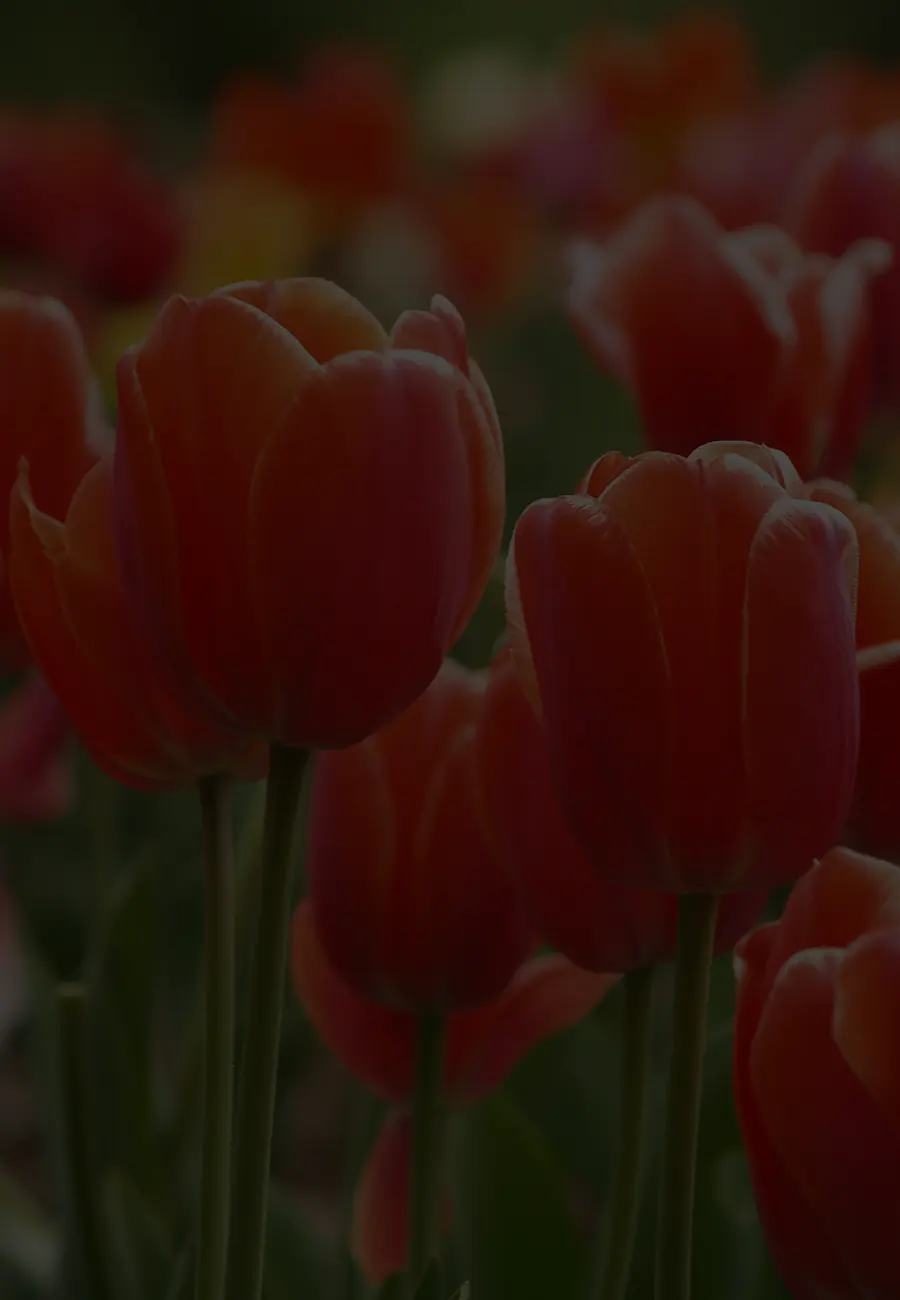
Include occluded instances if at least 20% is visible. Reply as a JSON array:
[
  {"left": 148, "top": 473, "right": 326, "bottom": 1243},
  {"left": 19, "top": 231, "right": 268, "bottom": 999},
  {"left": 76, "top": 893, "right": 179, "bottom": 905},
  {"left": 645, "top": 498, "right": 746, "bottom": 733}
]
[
  {"left": 655, "top": 893, "right": 720, "bottom": 1300},
  {"left": 226, "top": 744, "right": 311, "bottom": 1300},
  {"left": 196, "top": 775, "right": 235, "bottom": 1300},
  {"left": 84, "top": 755, "right": 118, "bottom": 906},
  {"left": 57, "top": 983, "right": 114, "bottom": 1300},
  {"left": 594, "top": 965, "right": 655, "bottom": 1300},
  {"left": 409, "top": 1013, "right": 446, "bottom": 1291}
]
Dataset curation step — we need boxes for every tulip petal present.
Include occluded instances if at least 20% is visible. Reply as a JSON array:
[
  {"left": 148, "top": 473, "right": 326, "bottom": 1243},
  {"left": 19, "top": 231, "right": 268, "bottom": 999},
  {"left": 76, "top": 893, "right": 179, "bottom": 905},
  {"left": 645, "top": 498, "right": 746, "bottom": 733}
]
[
  {"left": 351, "top": 1111, "right": 412, "bottom": 1284},
  {"left": 220, "top": 277, "right": 389, "bottom": 358},
  {"left": 742, "top": 499, "right": 859, "bottom": 888},
  {"left": 751, "top": 948, "right": 900, "bottom": 1298},
  {"left": 9, "top": 471, "right": 174, "bottom": 787},
  {"left": 834, "top": 929, "right": 900, "bottom": 1134},
  {"left": 599, "top": 453, "right": 785, "bottom": 884},
  {"left": 446, "top": 954, "right": 616, "bottom": 1103},
  {"left": 290, "top": 900, "right": 414, "bottom": 1100},
  {"left": 0, "top": 292, "right": 95, "bottom": 668},
  {"left": 249, "top": 351, "right": 478, "bottom": 748},
  {"left": 509, "top": 493, "right": 672, "bottom": 886},
  {"left": 115, "top": 293, "right": 314, "bottom": 727}
]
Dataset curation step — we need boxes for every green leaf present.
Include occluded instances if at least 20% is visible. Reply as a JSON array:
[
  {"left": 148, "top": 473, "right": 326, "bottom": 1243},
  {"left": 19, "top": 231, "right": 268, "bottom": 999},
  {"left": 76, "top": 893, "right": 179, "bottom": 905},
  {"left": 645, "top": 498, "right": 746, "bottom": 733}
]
[
  {"left": 451, "top": 1095, "right": 586, "bottom": 1300},
  {"left": 102, "top": 1169, "right": 173, "bottom": 1300},
  {"left": 262, "top": 1184, "right": 333, "bottom": 1300}
]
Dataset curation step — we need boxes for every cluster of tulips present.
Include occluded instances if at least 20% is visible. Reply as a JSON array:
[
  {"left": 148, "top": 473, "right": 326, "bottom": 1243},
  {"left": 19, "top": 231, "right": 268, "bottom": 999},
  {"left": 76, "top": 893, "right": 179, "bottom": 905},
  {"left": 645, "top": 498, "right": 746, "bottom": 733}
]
[
  {"left": 1, "top": 14, "right": 900, "bottom": 1300},
  {"left": 0, "top": 234, "right": 897, "bottom": 1300}
]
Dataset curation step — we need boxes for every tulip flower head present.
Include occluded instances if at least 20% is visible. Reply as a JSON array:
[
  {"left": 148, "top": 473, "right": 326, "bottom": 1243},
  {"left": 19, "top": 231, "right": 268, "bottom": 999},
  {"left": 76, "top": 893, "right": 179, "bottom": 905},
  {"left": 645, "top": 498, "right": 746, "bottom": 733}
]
[
  {"left": 114, "top": 279, "right": 504, "bottom": 751},
  {"left": 507, "top": 442, "right": 860, "bottom": 892},
  {"left": 291, "top": 899, "right": 614, "bottom": 1282},
  {"left": 734, "top": 846, "right": 900, "bottom": 1300},
  {"left": 567, "top": 195, "right": 888, "bottom": 479}
]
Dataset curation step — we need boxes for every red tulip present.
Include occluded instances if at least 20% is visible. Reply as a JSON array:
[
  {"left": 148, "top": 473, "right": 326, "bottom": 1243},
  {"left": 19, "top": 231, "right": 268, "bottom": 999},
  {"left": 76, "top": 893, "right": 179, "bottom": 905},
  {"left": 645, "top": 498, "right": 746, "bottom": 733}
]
[
  {"left": 507, "top": 442, "right": 860, "bottom": 891},
  {"left": 291, "top": 898, "right": 614, "bottom": 1282},
  {"left": 788, "top": 124, "right": 900, "bottom": 412},
  {"left": 803, "top": 479, "right": 900, "bottom": 857},
  {"left": 308, "top": 659, "right": 533, "bottom": 1013},
  {"left": 478, "top": 648, "right": 767, "bottom": 971},
  {"left": 114, "top": 280, "right": 504, "bottom": 750},
  {"left": 0, "top": 113, "right": 180, "bottom": 302},
  {"left": 0, "top": 292, "right": 97, "bottom": 671},
  {"left": 9, "top": 458, "right": 262, "bottom": 790},
  {"left": 567, "top": 195, "right": 888, "bottom": 479},
  {"left": 734, "top": 846, "right": 900, "bottom": 1299}
]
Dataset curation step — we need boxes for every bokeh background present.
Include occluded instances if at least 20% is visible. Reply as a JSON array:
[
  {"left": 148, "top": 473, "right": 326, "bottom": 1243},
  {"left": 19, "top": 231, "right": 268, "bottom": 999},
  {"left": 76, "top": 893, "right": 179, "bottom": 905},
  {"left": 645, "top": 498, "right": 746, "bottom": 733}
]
[{"left": 2, "top": 0, "right": 900, "bottom": 108}]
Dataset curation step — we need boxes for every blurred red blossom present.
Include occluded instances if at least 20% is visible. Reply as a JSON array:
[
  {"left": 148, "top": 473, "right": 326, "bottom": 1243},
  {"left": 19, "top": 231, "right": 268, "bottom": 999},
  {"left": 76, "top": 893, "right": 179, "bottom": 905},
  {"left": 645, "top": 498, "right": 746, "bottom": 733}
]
[
  {"left": 292, "top": 898, "right": 614, "bottom": 1282},
  {"left": 210, "top": 48, "right": 411, "bottom": 223},
  {"left": 0, "top": 111, "right": 180, "bottom": 302},
  {"left": 0, "top": 675, "right": 71, "bottom": 821},
  {"left": 788, "top": 124, "right": 900, "bottom": 413},
  {"left": 567, "top": 195, "right": 889, "bottom": 479}
]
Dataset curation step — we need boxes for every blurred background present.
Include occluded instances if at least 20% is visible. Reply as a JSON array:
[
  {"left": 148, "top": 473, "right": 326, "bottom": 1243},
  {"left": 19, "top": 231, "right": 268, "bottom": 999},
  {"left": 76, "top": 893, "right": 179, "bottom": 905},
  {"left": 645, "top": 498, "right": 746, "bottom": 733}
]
[{"left": 2, "top": 0, "right": 900, "bottom": 108}]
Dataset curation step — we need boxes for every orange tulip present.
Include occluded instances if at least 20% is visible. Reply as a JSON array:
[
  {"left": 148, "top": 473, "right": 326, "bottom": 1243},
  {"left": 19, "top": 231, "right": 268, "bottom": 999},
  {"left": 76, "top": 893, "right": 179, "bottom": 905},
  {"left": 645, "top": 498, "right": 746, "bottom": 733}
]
[
  {"left": 0, "top": 292, "right": 97, "bottom": 671},
  {"left": 788, "top": 124, "right": 900, "bottom": 412},
  {"left": 478, "top": 648, "right": 767, "bottom": 971},
  {"left": 9, "top": 457, "right": 262, "bottom": 789},
  {"left": 291, "top": 898, "right": 614, "bottom": 1282},
  {"left": 507, "top": 443, "right": 860, "bottom": 892},
  {"left": 309, "top": 659, "right": 532, "bottom": 1012},
  {"left": 114, "top": 280, "right": 504, "bottom": 750},
  {"left": 803, "top": 479, "right": 900, "bottom": 856},
  {"left": 734, "top": 846, "right": 900, "bottom": 1299},
  {"left": 567, "top": 196, "right": 888, "bottom": 479}
]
